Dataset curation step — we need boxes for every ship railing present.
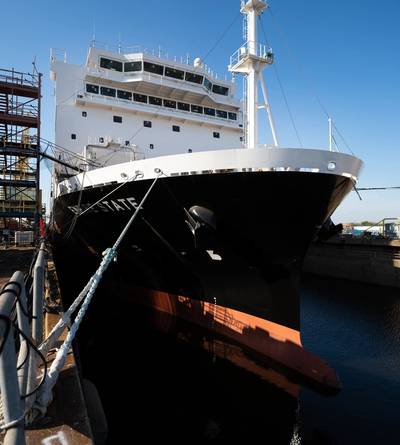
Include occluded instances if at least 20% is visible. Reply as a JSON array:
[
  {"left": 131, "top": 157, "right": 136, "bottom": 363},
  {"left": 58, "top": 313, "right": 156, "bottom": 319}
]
[
  {"left": 0, "top": 242, "right": 46, "bottom": 444},
  {"left": 90, "top": 39, "right": 143, "bottom": 55},
  {"left": 229, "top": 41, "right": 274, "bottom": 68},
  {"left": 88, "top": 39, "right": 229, "bottom": 82},
  {"left": 85, "top": 137, "right": 147, "bottom": 165},
  {"left": 0, "top": 68, "right": 40, "bottom": 88},
  {"left": 49, "top": 48, "right": 67, "bottom": 64},
  {"left": 35, "top": 137, "right": 100, "bottom": 173}
]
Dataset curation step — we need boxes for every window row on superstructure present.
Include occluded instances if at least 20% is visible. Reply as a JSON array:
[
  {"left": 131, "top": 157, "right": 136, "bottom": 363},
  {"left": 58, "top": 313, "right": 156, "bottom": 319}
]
[
  {"left": 85, "top": 83, "right": 239, "bottom": 121},
  {"left": 79, "top": 113, "right": 225, "bottom": 139},
  {"left": 99, "top": 57, "right": 230, "bottom": 96}
]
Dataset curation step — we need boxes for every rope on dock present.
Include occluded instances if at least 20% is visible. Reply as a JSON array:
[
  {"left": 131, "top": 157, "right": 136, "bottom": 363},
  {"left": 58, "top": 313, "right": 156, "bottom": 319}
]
[
  {"left": 36, "top": 171, "right": 161, "bottom": 411},
  {"left": 0, "top": 411, "right": 26, "bottom": 432}
]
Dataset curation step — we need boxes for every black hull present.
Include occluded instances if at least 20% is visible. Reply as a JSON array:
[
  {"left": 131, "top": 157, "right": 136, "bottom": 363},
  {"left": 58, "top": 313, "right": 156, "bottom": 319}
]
[{"left": 52, "top": 171, "right": 351, "bottom": 332}]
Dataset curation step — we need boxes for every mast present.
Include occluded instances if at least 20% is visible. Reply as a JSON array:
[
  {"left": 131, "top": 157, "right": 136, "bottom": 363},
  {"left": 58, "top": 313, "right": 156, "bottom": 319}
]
[{"left": 229, "top": 0, "right": 278, "bottom": 149}]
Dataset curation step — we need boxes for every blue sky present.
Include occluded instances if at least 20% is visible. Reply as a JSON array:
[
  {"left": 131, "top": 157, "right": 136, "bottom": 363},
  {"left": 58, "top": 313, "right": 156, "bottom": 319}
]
[{"left": 2, "top": 0, "right": 400, "bottom": 223}]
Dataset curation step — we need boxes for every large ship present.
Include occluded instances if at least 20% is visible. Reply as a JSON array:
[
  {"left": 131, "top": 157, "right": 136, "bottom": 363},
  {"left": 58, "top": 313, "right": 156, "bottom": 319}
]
[{"left": 49, "top": 0, "right": 362, "bottom": 389}]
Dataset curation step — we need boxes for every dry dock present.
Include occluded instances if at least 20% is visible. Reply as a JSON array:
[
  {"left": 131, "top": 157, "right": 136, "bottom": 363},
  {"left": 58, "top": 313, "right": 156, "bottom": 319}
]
[
  {"left": 0, "top": 244, "right": 96, "bottom": 445},
  {"left": 304, "top": 236, "right": 400, "bottom": 287}
]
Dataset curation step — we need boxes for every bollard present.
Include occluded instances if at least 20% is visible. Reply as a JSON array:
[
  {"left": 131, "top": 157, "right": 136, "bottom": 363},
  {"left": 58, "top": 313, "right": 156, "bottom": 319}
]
[{"left": 0, "top": 274, "right": 26, "bottom": 445}]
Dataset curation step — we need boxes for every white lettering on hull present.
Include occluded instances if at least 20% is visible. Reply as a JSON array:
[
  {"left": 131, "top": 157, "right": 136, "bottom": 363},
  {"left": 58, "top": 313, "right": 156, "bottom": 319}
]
[{"left": 67, "top": 196, "right": 140, "bottom": 214}]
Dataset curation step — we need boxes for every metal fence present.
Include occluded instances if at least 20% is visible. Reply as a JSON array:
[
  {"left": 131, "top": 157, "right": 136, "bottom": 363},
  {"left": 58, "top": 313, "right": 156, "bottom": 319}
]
[{"left": 0, "top": 242, "right": 46, "bottom": 445}]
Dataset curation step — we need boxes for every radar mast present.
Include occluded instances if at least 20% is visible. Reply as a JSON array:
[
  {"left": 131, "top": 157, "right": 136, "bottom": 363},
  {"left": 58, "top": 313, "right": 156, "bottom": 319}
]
[{"left": 229, "top": 0, "right": 278, "bottom": 149}]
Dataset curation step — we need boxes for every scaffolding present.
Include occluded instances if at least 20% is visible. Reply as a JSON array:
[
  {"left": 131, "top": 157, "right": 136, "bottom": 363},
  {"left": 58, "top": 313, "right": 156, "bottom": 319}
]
[{"left": 0, "top": 67, "right": 42, "bottom": 237}]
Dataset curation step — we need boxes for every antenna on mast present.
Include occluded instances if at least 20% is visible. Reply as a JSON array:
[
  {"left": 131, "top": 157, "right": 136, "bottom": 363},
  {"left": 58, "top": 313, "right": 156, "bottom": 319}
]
[
  {"left": 229, "top": 0, "right": 278, "bottom": 149},
  {"left": 118, "top": 32, "right": 122, "bottom": 54},
  {"left": 92, "top": 19, "right": 96, "bottom": 45}
]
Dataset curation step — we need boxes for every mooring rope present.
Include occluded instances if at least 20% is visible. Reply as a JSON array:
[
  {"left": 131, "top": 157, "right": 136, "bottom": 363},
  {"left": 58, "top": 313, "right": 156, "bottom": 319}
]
[{"left": 36, "top": 171, "right": 162, "bottom": 410}]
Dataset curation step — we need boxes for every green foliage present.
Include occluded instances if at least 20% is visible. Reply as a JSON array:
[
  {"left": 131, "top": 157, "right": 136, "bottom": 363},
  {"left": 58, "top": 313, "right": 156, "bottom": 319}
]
[
  {"left": 348, "top": 221, "right": 377, "bottom": 226},
  {"left": 360, "top": 221, "right": 376, "bottom": 226}
]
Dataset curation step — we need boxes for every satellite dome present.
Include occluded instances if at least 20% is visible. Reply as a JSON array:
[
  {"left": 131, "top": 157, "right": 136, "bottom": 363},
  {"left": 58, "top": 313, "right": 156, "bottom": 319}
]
[{"left": 194, "top": 57, "right": 203, "bottom": 68}]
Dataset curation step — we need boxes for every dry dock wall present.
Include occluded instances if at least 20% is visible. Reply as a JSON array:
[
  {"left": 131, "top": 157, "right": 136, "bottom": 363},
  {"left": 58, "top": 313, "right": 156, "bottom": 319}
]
[{"left": 303, "top": 237, "right": 400, "bottom": 288}]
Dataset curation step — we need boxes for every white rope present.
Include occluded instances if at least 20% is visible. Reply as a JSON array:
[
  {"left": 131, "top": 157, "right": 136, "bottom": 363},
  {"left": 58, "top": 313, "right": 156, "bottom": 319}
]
[
  {"left": 0, "top": 412, "right": 25, "bottom": 432},
  {"left": 38, "top": 278, "right": 94, "bottom": 357},
  {"left": 36, "top": 173, "right": 161, "bottom": 410},
  {"left": 39, "top": 170, "right": 145, "bottom": 357}
]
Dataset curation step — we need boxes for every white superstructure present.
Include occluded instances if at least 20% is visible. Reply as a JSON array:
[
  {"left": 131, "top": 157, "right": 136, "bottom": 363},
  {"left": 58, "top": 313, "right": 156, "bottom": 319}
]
[
  {"left": 50, "top": 0, "right": 362, "bottom": 201},
  {"left": 50, "top": 44, "right": 244, "bottom": 168}
]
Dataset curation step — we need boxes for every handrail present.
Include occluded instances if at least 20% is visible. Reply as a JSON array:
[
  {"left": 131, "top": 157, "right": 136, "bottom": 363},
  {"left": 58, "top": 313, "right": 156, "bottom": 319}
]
[
  {"left": 32, "top": 245, "right": 45, "bottom": 345},
  {"left": 229, "top": 41, "right": 274, "bottom": 68},
  {"left": 362, "top": 217, "right": 399, "bottom": 236},
  {"left": 0, "top": 272, "right": 28, "bottom": 445},
  {"left": 0, "top": 242, "right": 46, "bottom": 444},
  {"left": 0, "top": 69, "right": 39, "bottom": 88},
  {"left": 87, "top": 40, "right": 228, "bottom": 81}
]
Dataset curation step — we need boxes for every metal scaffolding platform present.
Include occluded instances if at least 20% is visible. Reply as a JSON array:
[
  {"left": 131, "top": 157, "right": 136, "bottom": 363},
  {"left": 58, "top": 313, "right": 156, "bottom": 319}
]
[{"left": 0, "top": 67, "right": 42, "bottom": 236}]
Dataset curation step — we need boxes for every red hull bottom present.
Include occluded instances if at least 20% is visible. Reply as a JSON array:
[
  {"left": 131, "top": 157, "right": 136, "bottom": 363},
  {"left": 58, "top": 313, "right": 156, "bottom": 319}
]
[{"left": 124, "top": 286, "right": 340, "bottom": 390}]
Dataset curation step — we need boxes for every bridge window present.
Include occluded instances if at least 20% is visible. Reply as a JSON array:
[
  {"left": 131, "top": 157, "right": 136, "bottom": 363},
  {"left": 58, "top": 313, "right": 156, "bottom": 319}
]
[
  {"left": 113, "top": 115, "right": 122, "bottom": 123},
  {"left": 228, "top": 112, "right": 237, "bottom": 121},
  {"left": 134, "top": 93, "right": 148, "bottom": 103},
  {"left": 165, "top": 67, "right": 184, "bottom": 80},
  {"left": 213, "top": 132, "right": 220, "bottom": 139},
  {"left": 178, "top": 102, "right": 190, "bottom": 111},
  {"left": 149, "top": 143, "right": 154, "bottom": 149},
  {"left": 204, "top": 107, "right": 215, "bottom": 116},
  {"left": 185, "top": 72, "right": 203, "bottom": 84},
  {"left": 172, "top": 125, "right": 180, "bottom": 132},
  {"left": 164, "top": 99, "right": 177, "bottom": 109},
  {"left": 124, "top": 61, "right": 142, "bottom": 72},
  {"left": 204, "top": 78, "right": 212, "bottom": 91},
  {"left": 144, "top": 62, "right": 164, "bottom": 75},
  {"left": 149, "top": 96, "right": 162, "bottom": 106},
  {"left": 144, "top": 121, "right": 152, "bottom": 128},
  {"left": 212, "top": 84, "right": 229, "bottom": 96},
  {"left": 82, "top": 111, "right": 87, "bottom": 117},
  {"left": 71, "top": 133, "right": 76, "bottom": 140},
  {"left": 191, "top": 104, "right": 203, "bottom": 114},
  {"left": 117, "top": 90, "right": 132, "bottom": 100},
  {"left": 86, "top": 84, "right": 99, "bottom": 94},
  {"left": 100, "top": 86, "right": 116, "bottom": 97},
  {"left": 100, "top": 57, "right": 123, "bottom": 72},
  {"left": 216, "top": 110, "right": 227, "bottom": 119}
]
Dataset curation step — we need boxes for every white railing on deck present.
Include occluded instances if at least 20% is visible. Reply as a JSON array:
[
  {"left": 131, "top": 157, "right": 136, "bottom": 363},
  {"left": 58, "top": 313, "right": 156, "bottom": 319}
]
[
  {"left": 89, "top": 40, "right": 230, "bottom": 82},
  {"left": 229, "top": 41, "right": 274, "bottom": 68},
  {"left": 50, "top": 48, "right": 67, "bottom": 64}
]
